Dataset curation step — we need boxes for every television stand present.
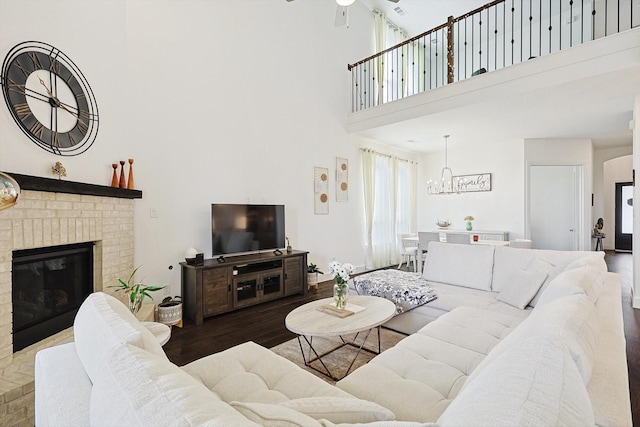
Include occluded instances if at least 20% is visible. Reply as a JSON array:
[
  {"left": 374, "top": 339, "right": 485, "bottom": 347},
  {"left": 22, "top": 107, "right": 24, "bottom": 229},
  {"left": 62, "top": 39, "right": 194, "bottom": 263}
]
[{"left": 180, "top": 250, "right": 308, "bottom": 325}]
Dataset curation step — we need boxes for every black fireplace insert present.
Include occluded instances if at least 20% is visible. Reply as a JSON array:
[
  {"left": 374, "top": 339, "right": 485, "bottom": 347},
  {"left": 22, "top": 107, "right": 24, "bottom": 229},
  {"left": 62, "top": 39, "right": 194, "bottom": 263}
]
[{"left": 12, "top": 242, "right": 93, "bottom": 352}]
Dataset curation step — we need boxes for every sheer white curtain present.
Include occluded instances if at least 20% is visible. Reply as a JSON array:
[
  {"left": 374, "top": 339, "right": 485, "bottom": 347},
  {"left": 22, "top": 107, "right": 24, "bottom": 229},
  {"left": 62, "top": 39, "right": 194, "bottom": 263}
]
[
  {"left": 373, "top": 11, "right": 386, "bottom": 107},
  {"left": 362, "top": 149, "right": 417, "bottom": 269},
  {"left": 373, "top": 10, "right": 409, "bottom": 104}
]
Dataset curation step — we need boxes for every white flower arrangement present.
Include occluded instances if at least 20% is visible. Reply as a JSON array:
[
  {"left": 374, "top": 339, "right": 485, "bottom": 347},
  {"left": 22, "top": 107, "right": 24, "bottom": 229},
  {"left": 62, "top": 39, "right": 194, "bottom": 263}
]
[
  {"left": 329, "top": 261, "right": 355, "bottom": 285},
  {"left": 329, "top": 260, "right": 355, "bottom": 309}
]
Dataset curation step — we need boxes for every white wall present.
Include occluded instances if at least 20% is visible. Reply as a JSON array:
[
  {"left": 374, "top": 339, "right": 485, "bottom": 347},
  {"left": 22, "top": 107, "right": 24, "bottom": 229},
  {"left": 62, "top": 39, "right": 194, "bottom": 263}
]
[
  {"left": 0, "top": 0, "right": 377, "bottom": 297},
  {"left": 524, "top": 139, "right": 593, "bottom": 250},
  {"left": 417, "top": 138, "right": 525, "bottom": 237},
  {"left": 602, "top": 155, "right": 633, "bottom": 249},
  {"left": 415, "top": 137, "right": 594, "bottom": 249}
]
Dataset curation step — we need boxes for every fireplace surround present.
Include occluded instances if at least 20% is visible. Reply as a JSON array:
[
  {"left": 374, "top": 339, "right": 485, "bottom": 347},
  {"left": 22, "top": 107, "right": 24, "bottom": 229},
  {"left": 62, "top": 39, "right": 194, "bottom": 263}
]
[{"left": 0, "top": 172, "right": 141, "bottom": 426}]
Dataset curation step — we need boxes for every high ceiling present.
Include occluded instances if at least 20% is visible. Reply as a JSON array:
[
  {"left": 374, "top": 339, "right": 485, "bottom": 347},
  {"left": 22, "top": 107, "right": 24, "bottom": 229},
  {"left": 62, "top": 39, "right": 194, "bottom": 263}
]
[{"left": 359, "top": 0, "right": 488, "bottom": 37}]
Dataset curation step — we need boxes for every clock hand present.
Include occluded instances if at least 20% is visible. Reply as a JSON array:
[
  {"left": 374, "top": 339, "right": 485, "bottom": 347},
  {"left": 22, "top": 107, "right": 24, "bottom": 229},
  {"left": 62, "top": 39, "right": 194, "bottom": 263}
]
[
  {"left": 37, "top": 76, "right": 56, "bottom": 98},
  {"left": 55, "top": 99, "right": 89, "bottom": 128},
  {"left": 37, "top": 76, "right": 88, "bottom": 127}
]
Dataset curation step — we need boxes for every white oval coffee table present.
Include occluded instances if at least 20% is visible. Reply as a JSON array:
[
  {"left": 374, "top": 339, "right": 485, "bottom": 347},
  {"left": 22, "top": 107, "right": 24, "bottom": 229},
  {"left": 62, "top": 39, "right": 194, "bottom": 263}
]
[{"left": 285, "top": 295, "right": 396, "bottom": 380}]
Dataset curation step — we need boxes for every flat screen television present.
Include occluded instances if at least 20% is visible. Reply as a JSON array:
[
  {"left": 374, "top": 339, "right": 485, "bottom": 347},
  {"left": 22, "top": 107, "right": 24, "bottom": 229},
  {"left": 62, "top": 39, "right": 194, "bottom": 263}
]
[{"left": 211, "top": 204, "right": 285, "bottom": 256}]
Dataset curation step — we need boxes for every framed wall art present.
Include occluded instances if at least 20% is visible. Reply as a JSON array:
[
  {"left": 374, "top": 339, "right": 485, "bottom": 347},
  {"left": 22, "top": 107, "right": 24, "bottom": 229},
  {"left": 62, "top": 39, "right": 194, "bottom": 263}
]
[
  {"left": 314, "top": 166, "right": 329, "bottom": 214},
  {"left": 453, "top": 173, "right": 492, "bottom": 193},
  {"left": 336, "top": 157, "right": 348, "bottom": 202}
]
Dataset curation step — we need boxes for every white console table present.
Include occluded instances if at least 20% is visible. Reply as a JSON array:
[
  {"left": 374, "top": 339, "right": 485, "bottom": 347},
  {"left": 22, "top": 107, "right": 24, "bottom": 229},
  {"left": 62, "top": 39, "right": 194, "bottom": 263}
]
[{"left": 436, "top": 230, "right": 509, "bottom": 241}]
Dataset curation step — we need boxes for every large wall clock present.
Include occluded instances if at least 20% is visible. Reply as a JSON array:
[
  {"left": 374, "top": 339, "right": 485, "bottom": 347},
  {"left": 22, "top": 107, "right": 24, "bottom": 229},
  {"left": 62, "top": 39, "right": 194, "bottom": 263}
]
[{"left": 1, "top": 41, "right": 98, "bottom": 156}]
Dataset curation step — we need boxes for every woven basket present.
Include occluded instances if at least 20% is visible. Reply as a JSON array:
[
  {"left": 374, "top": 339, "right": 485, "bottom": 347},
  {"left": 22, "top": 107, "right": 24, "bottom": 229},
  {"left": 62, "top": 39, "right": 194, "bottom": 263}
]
[{"left": 157, "top": 301, "right": 182, "bottom": 326}]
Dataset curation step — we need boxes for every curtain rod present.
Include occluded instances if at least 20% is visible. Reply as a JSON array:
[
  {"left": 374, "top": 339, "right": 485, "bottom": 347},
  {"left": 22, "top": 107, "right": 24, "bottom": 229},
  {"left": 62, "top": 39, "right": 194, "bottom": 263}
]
[{"left": 360, "top": 148, "right": 418, "bottom": 165}]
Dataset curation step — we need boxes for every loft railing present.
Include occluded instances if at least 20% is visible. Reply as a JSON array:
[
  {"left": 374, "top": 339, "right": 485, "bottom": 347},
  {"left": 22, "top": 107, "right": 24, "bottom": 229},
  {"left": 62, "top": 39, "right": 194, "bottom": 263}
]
[{"left": 348, "top": 0, "right": 638, "bottom": 112}]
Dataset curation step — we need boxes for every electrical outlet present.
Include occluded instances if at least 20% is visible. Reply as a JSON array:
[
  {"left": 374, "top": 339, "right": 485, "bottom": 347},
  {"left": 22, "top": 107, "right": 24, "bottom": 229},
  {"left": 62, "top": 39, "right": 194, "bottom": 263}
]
[{"left": 150, "top": 208, "right": 158, "bottom": 218}]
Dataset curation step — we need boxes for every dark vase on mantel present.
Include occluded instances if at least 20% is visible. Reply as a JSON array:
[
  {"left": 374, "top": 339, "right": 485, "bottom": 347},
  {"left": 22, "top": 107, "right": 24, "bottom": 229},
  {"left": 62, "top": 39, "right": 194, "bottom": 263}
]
[{"left": 119, "top": 161, "right": 126, "bottom": 188}]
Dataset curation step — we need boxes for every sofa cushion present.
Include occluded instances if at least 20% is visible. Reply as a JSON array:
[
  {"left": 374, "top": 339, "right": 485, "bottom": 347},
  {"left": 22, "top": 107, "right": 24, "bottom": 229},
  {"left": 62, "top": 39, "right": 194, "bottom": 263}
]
[
  {"left": 337, "top": 307, "right": 526, "bottom": 422},
  {"left": 536, "top": 266, "right": 604, "bottom": 306},
  {"left": 491, "top": 246, "right": 597, "bottom": 293},
  {"left": 35, "top": 343, "right": 91, "bottom": 427},
  {"left": 90, "top": 343, "right": 257, "bottom": 426},
  {"left": 74, "top": 292, "right": 167, "bottom": 382},
  {"left": 495, "top": 269, "right": 547, "bottom": 309},
  {"left": 564, "top": 253, "right": 607, "bottom": 271},
  {"left": 279, "top": 397, "right": 395, "bottom": 423},
  {"left": 423, "top": 242, "right": 495, "bottom": 291},
  {"left": 437, "top": 335, "right": 595, "bottom": 427},
  {"left": 230, "top": 401, "right": 324, "bottom": 426},
  {"left": 182, "top": 341, "right": 353, "bottom": 404},
  {"left": 468, "top": 293, "right": 599, "bottom": 384},
  {"left": 526, "top": 257, "right": 563, "bottom": 307}
]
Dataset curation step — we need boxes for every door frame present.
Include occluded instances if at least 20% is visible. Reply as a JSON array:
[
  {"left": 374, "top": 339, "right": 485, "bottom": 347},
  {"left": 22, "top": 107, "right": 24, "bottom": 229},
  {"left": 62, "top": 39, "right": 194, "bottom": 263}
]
[
  {"left": 525, "top": 163, "right": 585, "bottom": 251},
  {"left": 614, "top": 181, "right": 633, "bottom": 252}
]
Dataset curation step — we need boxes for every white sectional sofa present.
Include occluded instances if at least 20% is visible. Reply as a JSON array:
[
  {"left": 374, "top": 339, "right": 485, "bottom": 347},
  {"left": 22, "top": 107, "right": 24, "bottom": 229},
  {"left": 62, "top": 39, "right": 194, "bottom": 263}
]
[
  {"left": 339, "top": 242, "right": 631, "bottom": 426},
  {"left": 35, "top": 292, "right": 410, "bottom": 427},
  {"left": 34, "top": 242, "right": 632, "bottom": 426}
]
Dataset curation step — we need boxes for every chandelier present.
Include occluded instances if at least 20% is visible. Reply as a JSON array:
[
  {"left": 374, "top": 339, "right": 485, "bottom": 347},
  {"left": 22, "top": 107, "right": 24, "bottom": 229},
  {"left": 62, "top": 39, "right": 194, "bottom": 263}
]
[{"left": 427, "top": 135, "right": 464, "bottom": 195}]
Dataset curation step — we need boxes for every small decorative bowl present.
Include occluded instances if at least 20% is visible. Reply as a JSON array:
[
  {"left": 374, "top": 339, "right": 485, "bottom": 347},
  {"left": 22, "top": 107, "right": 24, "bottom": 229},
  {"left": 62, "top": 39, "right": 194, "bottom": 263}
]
[{"left": 436, "top": 220, "right": 451, "bottom": 229}]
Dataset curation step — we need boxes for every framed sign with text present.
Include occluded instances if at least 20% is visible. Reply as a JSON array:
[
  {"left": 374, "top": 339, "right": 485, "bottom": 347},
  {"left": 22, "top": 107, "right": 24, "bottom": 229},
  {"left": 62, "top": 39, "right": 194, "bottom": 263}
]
[{"left": 453, "top": 173, "right": 492, "bottom": 193}]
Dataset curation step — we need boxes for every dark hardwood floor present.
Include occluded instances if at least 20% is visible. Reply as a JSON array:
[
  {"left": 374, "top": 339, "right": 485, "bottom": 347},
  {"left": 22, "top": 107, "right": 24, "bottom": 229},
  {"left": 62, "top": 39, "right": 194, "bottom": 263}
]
[{"left": 164, "top": 251, "right": 639, "bottom": 424}]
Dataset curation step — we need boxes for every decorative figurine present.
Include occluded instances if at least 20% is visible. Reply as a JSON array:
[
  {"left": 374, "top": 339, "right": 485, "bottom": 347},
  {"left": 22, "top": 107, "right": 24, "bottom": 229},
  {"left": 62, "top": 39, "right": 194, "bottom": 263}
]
[
  {"left": 51, "top": 162, "right": 66, "bottom": 180},
  {"left": 593, "top": 218, "right": 604, "bottom": 235}
]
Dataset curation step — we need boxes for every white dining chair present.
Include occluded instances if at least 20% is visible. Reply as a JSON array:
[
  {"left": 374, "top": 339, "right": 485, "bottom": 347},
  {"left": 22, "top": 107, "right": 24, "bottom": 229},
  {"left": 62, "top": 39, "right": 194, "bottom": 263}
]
[
  {"left": 445, "top": 233, "right": 471, "bottom": 244},
  {"left": 418, "top": 231, "right": 440, "bottom": 258},
  {"left": 398, "top": 233, "right": 418, "bottom": 272}
]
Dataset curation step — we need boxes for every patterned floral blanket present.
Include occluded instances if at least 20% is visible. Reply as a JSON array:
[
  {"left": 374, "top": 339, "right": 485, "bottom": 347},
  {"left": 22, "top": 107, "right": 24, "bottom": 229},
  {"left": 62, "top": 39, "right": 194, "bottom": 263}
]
[{"left": 353, "top": 270, "right": 437, "bottom": 314}]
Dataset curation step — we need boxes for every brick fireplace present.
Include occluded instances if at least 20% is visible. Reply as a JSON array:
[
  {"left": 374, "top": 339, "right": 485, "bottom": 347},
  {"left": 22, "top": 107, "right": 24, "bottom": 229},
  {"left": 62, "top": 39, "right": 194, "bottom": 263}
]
[{"left": 0, "top": 173, "right": 141, "bottom": 426}]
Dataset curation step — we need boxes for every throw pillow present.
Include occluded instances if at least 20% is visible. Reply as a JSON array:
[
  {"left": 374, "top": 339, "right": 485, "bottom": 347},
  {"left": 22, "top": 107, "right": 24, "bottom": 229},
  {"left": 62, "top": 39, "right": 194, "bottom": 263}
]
[
  {"left": 526, "top": 257, "right": 562, "bottom": 307},
  {"left": 279, "top": 397, "right": 395, "bottom": 423},
  {"left": 564, "top": 253, "right": 607, "bottom": 272},
  {"left": 230, "top": 401, "right": 323, "bottom": 427},
  {"left": 536, "top": 266, "right": 604, "bottom": 307},
  {"left": 496, "top": 269, "right": 548, "bottom": 309}
]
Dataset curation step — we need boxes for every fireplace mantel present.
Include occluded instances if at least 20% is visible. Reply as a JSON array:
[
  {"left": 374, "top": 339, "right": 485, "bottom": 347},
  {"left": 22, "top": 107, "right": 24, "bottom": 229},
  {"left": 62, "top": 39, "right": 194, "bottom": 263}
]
[{"left": 3, "top": 172, "right": 142, "bottom": 199}]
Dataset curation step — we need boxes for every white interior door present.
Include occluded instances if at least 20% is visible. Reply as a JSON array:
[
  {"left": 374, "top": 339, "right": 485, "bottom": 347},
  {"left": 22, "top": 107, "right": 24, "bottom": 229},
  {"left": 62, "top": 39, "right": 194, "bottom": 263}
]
[{"left": 529, "top": 165, "right": 581, "bottom": 250}]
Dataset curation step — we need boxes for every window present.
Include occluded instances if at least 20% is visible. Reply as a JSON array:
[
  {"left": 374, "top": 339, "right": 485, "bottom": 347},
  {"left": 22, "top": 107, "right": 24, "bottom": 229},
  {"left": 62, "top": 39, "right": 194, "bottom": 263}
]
[{"left": 362, "top": 149, "right": 416, "bottom": 269}]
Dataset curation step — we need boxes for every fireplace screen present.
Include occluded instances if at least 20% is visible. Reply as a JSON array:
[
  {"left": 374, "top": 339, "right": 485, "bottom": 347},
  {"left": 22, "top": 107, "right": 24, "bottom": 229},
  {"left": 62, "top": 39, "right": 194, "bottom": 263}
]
[{"left": 12, "top": 242, "right": 93, "bottom": 352}]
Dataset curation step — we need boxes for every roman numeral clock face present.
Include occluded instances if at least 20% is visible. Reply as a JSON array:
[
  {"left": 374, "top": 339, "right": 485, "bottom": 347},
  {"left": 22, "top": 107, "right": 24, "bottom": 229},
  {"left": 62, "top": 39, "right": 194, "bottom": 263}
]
[{"left": 1, "top": 41, "right": 98, "bottom": 156}]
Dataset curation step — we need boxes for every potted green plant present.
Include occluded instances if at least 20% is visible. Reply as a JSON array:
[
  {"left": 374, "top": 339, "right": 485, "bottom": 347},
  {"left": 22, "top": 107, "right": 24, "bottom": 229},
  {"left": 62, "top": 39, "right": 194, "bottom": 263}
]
[
  {"left": 307, "top": 263, "right": 324, "bottom": 290},
  {"left": 111, "top": 266, "right": 165, "bottom": 314}
]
